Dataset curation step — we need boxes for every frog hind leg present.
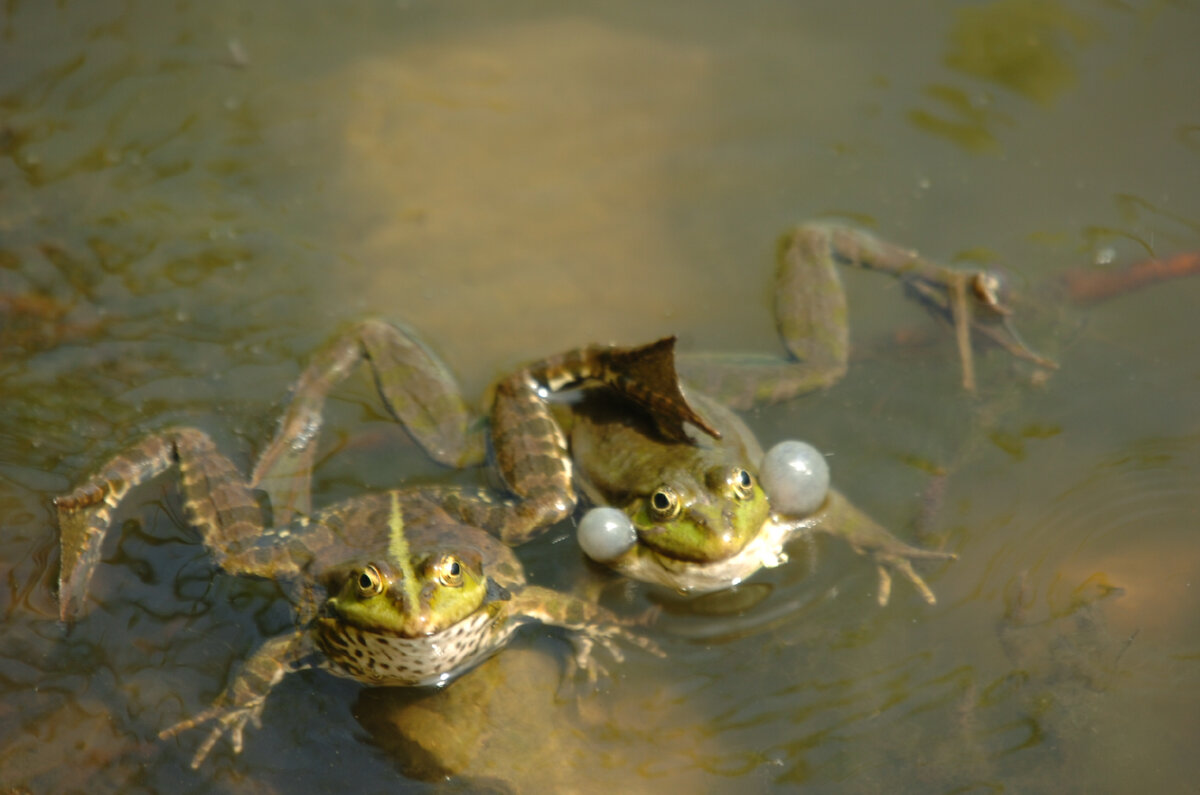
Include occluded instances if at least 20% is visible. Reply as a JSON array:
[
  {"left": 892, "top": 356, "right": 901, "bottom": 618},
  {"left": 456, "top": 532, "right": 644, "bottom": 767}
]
[
  {"left": 483, "top": 337, "right": 719, "bottom": 545},
  {"left": 801, "top": 223, "right": 1056, "bottom": 392},
  {"left": 251, "top": 319, "right": 487, "bottom": 525},
  {"left": 159, "top": 629, "right": 314, "bottom": 769},
  {"left": 679, "top": 223, "right": 1055, "bottom": 405},
  {"left": 255, "top": 325, "right": 716, "bottom": 548},
  {"left": 55, "top": 428, "right": 274, "bottom": 622},
  {"left": 677, "top": 223, "right": 852, "bottom": 410},
  {"left": 385, "top": 365, "right": 587, "bottom": 547}
]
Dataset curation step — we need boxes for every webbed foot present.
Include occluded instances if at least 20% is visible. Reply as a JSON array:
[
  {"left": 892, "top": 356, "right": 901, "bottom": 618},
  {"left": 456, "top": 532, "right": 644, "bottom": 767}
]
[{"left": 252, "top": 319, "right": 487, "bottom": 525}]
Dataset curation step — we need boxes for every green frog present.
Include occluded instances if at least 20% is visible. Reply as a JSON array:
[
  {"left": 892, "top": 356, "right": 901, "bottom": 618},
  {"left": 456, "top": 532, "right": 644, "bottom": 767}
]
[
  {"left": 252, "top": 223, "right": 1051, "bottom": 605},
  {"left": 54, "top": 340, "right": 683, "bottom": 769}
]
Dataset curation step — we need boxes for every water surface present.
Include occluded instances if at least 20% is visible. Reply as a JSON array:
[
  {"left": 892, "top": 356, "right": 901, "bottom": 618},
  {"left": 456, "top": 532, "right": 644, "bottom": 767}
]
[{"left": 2, "top": 1, "right": 1198, "bottom": 792}]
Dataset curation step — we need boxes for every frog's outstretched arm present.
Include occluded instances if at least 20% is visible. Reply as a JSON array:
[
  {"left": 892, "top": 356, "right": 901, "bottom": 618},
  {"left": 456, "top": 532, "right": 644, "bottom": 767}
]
[
  {"left": 507, "top": 584, "right": 663, "bottom": 687},
  {"left": 159, "top": 630, "right": 314, "bottom": 769},
  {"left": 784, "top": 488, "right": 957, "bottom": 606}
]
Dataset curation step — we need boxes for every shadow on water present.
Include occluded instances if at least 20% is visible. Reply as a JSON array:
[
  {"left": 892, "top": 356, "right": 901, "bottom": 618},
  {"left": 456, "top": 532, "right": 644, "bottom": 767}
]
[{"left": 1, "top": 0, "right": 1198, "bottom": 791}]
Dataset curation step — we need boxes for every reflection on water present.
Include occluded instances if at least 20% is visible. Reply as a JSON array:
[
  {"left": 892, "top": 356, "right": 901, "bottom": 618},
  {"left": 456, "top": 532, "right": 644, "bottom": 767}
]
[
  {"left": 908, "top": 83, "right": 1011, "bottom": 154},
  {"left": 1, "top": 0, "right": 1198, "bottom": 792},
  {"left": 944, "top": 0, "right": 1096, "bottom": 106}
]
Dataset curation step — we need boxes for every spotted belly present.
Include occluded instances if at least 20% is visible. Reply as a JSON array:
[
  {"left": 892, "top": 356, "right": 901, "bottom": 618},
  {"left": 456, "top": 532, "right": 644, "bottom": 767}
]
[{"left": 314, "top": 610, "right": 516, "bottom": 687}]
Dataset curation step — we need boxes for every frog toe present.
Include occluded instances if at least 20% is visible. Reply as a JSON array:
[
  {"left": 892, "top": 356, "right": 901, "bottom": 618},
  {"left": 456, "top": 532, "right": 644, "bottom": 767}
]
[
  {"left": 874, "top": 557, "right": 939, "bottom": 606},
  {"left": 159, "top": 697, "right": 265, "bottom": 769}
]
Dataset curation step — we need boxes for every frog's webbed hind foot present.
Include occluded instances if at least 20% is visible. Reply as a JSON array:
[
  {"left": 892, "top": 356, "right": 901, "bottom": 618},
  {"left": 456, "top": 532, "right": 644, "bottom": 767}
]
[{"left": 902, "top": 261, "right": 1058, "bottom": 391}]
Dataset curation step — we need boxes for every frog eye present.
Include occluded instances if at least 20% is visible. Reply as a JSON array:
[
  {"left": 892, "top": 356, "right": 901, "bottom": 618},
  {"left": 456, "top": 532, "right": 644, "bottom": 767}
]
[
  {"left": 357, "top": 565, "right": 384, "bottom": 598},
  {"left": 731, "top": 468, "right": 755, "bottom": 500},
  {"left": 648, "top": 487, "right": 681, "bottom": 521},
  {"left": 433, "top": 555, "right": 465, "bottom": 588},
  {"left": 970, "top": 270, "right": 1009, "bottom": 315}
]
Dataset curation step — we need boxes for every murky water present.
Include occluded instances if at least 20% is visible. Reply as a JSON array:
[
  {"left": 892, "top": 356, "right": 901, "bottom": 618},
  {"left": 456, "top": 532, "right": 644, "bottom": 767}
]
[{"left": 2, "top": 0, "right": 1198, "bottom": 791}]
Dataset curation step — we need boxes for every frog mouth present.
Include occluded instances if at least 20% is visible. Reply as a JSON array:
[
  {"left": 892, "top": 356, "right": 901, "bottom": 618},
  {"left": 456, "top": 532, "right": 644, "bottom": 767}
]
[
  {"left": 621, "top": 519, "right": 792, "bottom": 594},
  {"left": 635, "top": 512, "right": 758, "bottom": 564}
]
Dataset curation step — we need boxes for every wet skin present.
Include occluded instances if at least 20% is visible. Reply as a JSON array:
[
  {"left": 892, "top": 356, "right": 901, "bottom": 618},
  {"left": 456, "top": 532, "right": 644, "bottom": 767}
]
[
  {"left": 54, "top": 341, "right": 675, "bottom": 768},
  {"left": 252, "top": 223, "right": 1051, "bottom": 604}
]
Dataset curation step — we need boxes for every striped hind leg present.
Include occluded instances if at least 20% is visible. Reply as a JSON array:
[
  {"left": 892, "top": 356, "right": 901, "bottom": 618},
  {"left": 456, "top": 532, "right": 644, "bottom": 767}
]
[
  {"left": 250, "top": 319, "right": 488, "bottom": 526},
  {"left": 55, "top": 428, "right": 267, "bottom": 622},
  {"left": 481, "top": 337, "right": 719, "bottom": 545}
]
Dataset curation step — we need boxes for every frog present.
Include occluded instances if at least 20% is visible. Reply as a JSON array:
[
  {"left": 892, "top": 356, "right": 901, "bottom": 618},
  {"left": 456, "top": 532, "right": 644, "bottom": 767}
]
[
  {"left": 250, "top": 223, "right": 1052, "bottom": 605},
  {"left": 575, "top": 224, "right": 1053, "bottom": 600},
  {"left": 53, "top": 338, "right": 687, "bottom": 769}
]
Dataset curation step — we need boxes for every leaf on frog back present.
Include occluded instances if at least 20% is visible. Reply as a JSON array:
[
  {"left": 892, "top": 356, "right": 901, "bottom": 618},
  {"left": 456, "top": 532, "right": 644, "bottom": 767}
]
[{"left": 602, "top": 336, "right": 721, "bottom": 442}]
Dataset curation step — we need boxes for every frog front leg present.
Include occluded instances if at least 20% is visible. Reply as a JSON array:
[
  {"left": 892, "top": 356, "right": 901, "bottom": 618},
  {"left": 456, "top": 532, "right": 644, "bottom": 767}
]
[
  {"left": 783, "top": 489, "right": 956, "bottom": 605},
  {"left": 406, "top": 336, "right": 717, "bottom": 546},
  {"left": 55, "top": 428, "right": 298, "bottom": 622},
  {"left": 159, "top": 629, "right": 315, "bottom": 769},
  {"left": 507, "top": 585, "right": 663, "bottom": 686},
  {"left": 483, "top": 336, "right": 720, "bottom": 545}
]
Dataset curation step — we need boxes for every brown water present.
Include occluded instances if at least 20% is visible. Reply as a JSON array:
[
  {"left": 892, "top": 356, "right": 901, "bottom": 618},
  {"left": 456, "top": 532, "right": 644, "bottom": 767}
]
[{"left": 2, "top": 0, "right": 1199, "bottom": 791}]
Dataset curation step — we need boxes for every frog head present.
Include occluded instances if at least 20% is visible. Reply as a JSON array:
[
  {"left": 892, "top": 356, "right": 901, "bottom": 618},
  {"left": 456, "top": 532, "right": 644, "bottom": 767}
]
[
  {"left": 324, "top": 494, "right": 490, "bottom": 637},
  {"left": 628, "top": 463, "right": 769, "bottom": 563}
]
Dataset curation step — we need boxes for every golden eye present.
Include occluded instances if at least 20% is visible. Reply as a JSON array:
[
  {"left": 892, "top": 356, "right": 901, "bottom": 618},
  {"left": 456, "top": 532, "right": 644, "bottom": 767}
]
[
  {"left": 731, "top": 468, "right": 755, "bottom": 500},
  {"left": 648, "top": 487, "right": 681, "bottom": 521},
  {"left": 434, "top": 555, "right": 464, "bottom": 588},
  {"left": 357, "top": 565, "right": 384, "bottom": 598}
]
